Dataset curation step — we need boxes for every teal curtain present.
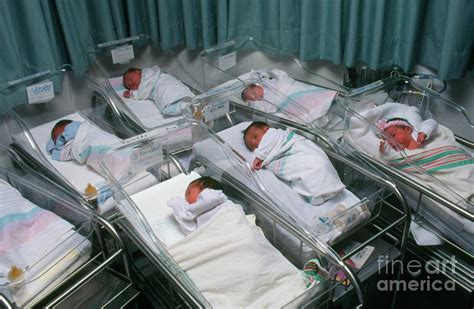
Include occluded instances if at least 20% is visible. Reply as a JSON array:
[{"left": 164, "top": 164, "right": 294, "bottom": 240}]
[
  {"left": 1, "top": 0, "right": 473, "bottom": 112},
  {"left": 0, "top": 0, "right": 68, "bottom": 112},
  {"left": 338, "top": 0, "right": 474, "bottom": 80}
]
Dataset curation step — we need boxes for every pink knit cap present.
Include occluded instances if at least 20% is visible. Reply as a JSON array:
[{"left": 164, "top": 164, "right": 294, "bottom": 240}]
[{"left": 376, "top": 118, "right": 413, "bottom": 131}]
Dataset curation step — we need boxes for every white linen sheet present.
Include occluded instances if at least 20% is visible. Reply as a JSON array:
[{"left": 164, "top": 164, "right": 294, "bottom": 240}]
[
  {"left": 129, "top": 172, "right": 316, "bottom": 307},
  {"left": 128, "top": 172, "right": 317, "bottom": 308},
  {"left": 168, "top": 201, "right": 310, "bottom": 308}
]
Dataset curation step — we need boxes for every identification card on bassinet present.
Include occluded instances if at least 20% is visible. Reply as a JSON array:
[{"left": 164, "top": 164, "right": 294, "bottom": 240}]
[
  {"left": 111, "top": 44, "right": 134, "bottom": 64},
  {"left": 27, "top": 80, "right": 54, "bottom": 104},
  {"left": 219, "top": 51, "right": 236, "bottom": 70},
  {"left": 203, "top": 100, "right": 229, "bottom": 122},
  {"left": 131, "top": 142, "right": 164, "bottom": 172}
]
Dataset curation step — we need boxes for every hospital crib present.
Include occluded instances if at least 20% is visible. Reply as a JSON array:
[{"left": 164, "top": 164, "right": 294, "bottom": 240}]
[
  {"left": 336, "top": 75, "right": 474, "bottom": 293},
  {"left": 185, "top": 92, "right": 411, "bottom": 307},
  {"left": 98, "top": 118, "right": 401, "bottom": 308},
  {"left": 0, "top": 65, "right": 151, "bottom": 217},
  {"left": 85, "top": 34, "right": 204, "bottom": 134},
  {"left": 0, "top": 163, "right": 135, "bottom": 308}
]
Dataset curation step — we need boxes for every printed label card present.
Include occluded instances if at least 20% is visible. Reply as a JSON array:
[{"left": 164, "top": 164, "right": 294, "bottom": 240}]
[
  {"left": 219, "top": 51, "right": 236, "bottom": 71},
  {"left": 27, "top": 80, "right": 54, "bottom": 104},
  {"left": 111, "top": 44, "right": 135, "bottom": 64}
]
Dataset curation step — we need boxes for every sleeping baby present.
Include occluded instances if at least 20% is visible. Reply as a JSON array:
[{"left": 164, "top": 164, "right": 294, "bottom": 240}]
[
  {"left": 46, "top": 119, "right": 111, "bottom": 169},
  {"left": 167, "top": 176, "right": 225, "bottom": 235},
  {"left": 348, "top": 102, "right": 474, "bottom": 210},
  {"left": 46, "top": 119, "right": 128, "bottom": 202},
  {"left": 122, "top": 65, "right": 194, "bottom": 115},
  {"left": 241, "top": 83, "right": 279, "bottom": 113},
  {"left": 239, "top": 69, "right": 337, "bottom": 122},
  {"left": 166, "top": 176, "right": 327, "bottom": 307},
  {"left": 243, "top": 121, "right": 345, "bottom": 205},
  {"left": 377, "top": 116, "right": 438, "bottom": 154}
]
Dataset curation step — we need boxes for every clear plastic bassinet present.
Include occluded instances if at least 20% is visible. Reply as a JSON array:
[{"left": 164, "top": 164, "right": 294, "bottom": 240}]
[
  {"left": 0, "top": 65, "right": 155, "bottom": 216},
  {"left": 0, "top": 165, "right": 131, "bottom": 307},
  {"left": 198, "top": 37, "right": 353, "bottom": 141},
  {"left": 85, "top": 34, "right": 204, "bottom": 133},
  {"left": 335, "top": 75, "right": 474, "bottom": 290},
  {"left": 100, "top": 118, "right": 387, "bottom": 308}
]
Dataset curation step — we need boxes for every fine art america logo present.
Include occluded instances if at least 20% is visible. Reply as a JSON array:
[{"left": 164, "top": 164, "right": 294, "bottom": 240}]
[{"left": 377, "top": 255, "right": 457, "bottom": 292}]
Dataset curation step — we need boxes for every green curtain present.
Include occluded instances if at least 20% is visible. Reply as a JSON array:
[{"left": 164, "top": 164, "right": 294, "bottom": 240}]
[
  {"left": 1, "top": 0, "right": 473, "bottom": 113},
  {"left": 0, "top": 0, "right": 66, "bottom": 112},
  {"left": 338, "top": 0, "right": 474, "bottom": 80}
]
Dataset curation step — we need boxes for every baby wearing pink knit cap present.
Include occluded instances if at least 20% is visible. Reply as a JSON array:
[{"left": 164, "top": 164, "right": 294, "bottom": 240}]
[{"left": 377, "top": 117, "right": 437, "bottom": 153}]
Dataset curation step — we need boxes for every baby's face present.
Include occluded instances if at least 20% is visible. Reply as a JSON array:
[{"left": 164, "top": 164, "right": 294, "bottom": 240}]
[
  {"left": 123, "top": 70, "right": 141, "bottom": 90},
  {"left": 52, "top": 125, "right": 66, "bottom": 143},
  {"left": 384, "top": 126, "right": 413, "bottom": 149},
  {"left": 244, "top": 126, "right": 268, "bottom": 151},
  {"left": 185, "top": 183, "right": 202, "bottom": 204},
  {"left": 242, "top": 85, "right": 264, "bottom": 101}
]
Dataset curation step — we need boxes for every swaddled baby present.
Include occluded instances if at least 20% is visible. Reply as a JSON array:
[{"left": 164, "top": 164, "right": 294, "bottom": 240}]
[
  {"left": 377, "top": 116, "right": 438, "bottom": 154},
  {"left": 46, "top": 119, "right": 82, "bottom": 161},
  {"left": 46, "top": 119, "right": 111, "bottom": 167},
  {"left": 243, "top": 121, "right": 345, "bottom": 205},
  {"left": 168, "top": 177, "right": 226, "bottom": 235},
  {"left": 45, "top": 119, "right": 127, "bottom": 203},
  {"left": 122, "top": 66, "right": 194, "bottom": 115}
]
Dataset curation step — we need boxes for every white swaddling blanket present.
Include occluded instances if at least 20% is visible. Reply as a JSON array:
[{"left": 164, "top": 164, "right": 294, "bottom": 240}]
[
  {"left": 346, "top": 103, "right": 474, "bottom": 232},
  {"left": 0, "top": 180, "right": 91, "bottom": 306},
  {"left": 168, "top": 201, "right": 309, "bottom": 308},
  {"left": 108, "top": 76, "right": 181, "bottom": 128},
  {"left": 256, "top": 127, "right": 345, "bottom": 205},
  {"left": 212, "top": 68, "right": 337, "bottom": 122},
  {"left": 241, "top": 69, "right": 337, "bottom": 122},
  {"left": 168, "top": 189, "right": 227, "bottom": 235},
  {"left": 67, "top": 121, "right": 130, "bottom": 181},
  {"left": 56, "top": 121, "right": 131, "bottom": 205},
  {"left": 124, "top": 66, "right": 194, "bottom": 115}
]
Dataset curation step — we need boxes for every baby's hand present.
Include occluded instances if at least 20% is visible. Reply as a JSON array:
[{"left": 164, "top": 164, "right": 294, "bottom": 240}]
[
  {"left": 379, "top": 139, "right": 386, "bottom": 153},
  {"left": 253, "top": 158, "right": 264, "bottom": 170},
  {"left": 417, "top": 132, "right": 427, "bottom": 144},
  {"left": 123, "top": 90, "right": 131, "bottom": 98}
]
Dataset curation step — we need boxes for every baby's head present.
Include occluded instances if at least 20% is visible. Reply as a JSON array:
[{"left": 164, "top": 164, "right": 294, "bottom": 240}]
[
  {"left": 241, "top": 84, "right": 264, "bottom": 102},
  {"left": 185, "top": 176, "right": 223, "bottom": 204},
  {"left": 51, "top": 119, "right": 73, "bottom": 143},
  {"left": 243, "top": 121, "right": 270, "bottom": 151},
  {"left": 123, "top": 68, "right": 142, "bottom": 91},
  {"left": 379, "top": 118, "right": 414, "bottom": 149}
]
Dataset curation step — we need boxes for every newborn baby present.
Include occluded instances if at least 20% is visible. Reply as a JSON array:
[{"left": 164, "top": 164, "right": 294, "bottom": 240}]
[
  {"left": 168, "top": 177, "right": 226, "bottom": 235},
  {"left": 46, "top": 119, "right": 81, "bottom": 161},
  {"left": 243, "top": 121, "right": 345, "bottom": 205},
  {"left": 377, "top": 117, "right": 438, "bottom": 153},
  {"left": 122, "top": 65, "right": 194, "bottom": 115}
]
